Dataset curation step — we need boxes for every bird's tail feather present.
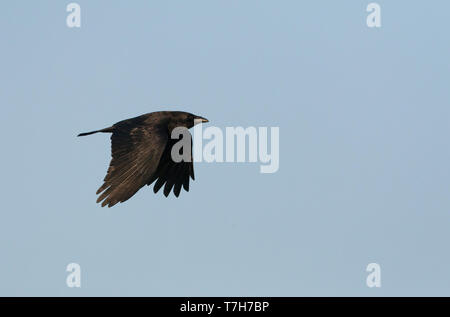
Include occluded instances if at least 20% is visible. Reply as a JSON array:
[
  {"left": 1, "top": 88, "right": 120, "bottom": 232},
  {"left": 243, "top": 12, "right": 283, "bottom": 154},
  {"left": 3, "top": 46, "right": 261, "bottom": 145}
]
[{"left": 77, "top": 127, "right": 114, "bottom": 137}]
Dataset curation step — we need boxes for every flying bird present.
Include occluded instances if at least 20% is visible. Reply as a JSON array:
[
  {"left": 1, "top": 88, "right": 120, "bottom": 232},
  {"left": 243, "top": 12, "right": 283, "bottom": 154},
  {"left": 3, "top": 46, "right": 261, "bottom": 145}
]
[{"left": 78, "top": 111, "right": 208, "bottom": 207}]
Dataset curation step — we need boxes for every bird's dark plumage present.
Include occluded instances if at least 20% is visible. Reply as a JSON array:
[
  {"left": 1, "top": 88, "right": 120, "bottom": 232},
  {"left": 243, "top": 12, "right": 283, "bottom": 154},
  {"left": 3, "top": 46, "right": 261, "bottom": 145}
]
[{"left": 78, "top": 111, "right": 208, "bottom": 207}]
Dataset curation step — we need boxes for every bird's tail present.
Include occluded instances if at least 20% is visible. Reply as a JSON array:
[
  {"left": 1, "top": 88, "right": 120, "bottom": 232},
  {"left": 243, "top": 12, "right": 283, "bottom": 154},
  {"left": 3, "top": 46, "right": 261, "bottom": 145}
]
[{"left": 77, "top": 127, "right": 114, "bottom": 137}]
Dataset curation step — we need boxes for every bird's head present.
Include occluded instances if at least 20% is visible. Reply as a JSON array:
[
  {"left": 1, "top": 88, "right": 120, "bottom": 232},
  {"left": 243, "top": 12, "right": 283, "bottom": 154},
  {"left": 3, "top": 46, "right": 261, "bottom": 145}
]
[{"left": 170, "top": 111, "right": 209, "bottom": 129}]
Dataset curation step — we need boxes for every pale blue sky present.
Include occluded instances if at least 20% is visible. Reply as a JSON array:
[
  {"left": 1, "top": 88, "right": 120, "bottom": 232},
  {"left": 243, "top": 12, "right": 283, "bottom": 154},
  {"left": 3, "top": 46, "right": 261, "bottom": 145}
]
[{"left": 1, "top": 1, "right": 449, "bottom": 296}]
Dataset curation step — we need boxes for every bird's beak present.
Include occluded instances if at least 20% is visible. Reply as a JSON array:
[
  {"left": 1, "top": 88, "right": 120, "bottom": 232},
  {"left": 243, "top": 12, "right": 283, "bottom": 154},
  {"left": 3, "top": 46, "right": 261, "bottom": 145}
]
[{"left": 195, "top": 116, "right": 209, "bottom": 123}]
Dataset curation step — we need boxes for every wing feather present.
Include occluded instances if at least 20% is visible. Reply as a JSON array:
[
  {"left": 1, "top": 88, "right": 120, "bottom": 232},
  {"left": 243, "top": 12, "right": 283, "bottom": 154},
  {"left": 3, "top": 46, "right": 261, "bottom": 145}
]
[
  {"left": 148, "top": 131, "right": 194, "bottom": 197},
  {"left": 96, "top": 124, "right": 167, "bottom": 207}
]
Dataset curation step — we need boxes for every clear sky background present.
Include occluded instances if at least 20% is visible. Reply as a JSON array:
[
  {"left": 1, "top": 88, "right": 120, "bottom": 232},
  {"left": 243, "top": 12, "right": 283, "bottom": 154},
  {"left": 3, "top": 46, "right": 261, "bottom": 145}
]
[{"left": 1, "top": 1, "right": 449, "bottom": 296}]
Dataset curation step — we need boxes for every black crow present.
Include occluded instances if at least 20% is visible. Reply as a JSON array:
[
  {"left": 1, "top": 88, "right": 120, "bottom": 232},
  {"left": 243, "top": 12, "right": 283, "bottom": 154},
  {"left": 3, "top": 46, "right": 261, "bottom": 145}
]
[{"left": 78, "top": 111, "right": 208, "bottom": 207}]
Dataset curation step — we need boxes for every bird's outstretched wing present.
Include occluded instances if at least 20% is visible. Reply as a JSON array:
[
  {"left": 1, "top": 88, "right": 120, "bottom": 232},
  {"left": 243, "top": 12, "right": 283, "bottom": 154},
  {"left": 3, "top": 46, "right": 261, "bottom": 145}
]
[
  {"left": 96, "top": 123, "right": 168, "bottom": 207},
  {"left": 147, "top": 133, "right": 195, "bottom": 197}
]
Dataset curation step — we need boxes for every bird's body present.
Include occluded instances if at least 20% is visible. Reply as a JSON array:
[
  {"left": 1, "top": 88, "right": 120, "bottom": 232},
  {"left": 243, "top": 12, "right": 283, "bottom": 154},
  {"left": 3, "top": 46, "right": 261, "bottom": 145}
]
[{"left": 78, "top": 111, "right": 208, "bottom": 207}]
